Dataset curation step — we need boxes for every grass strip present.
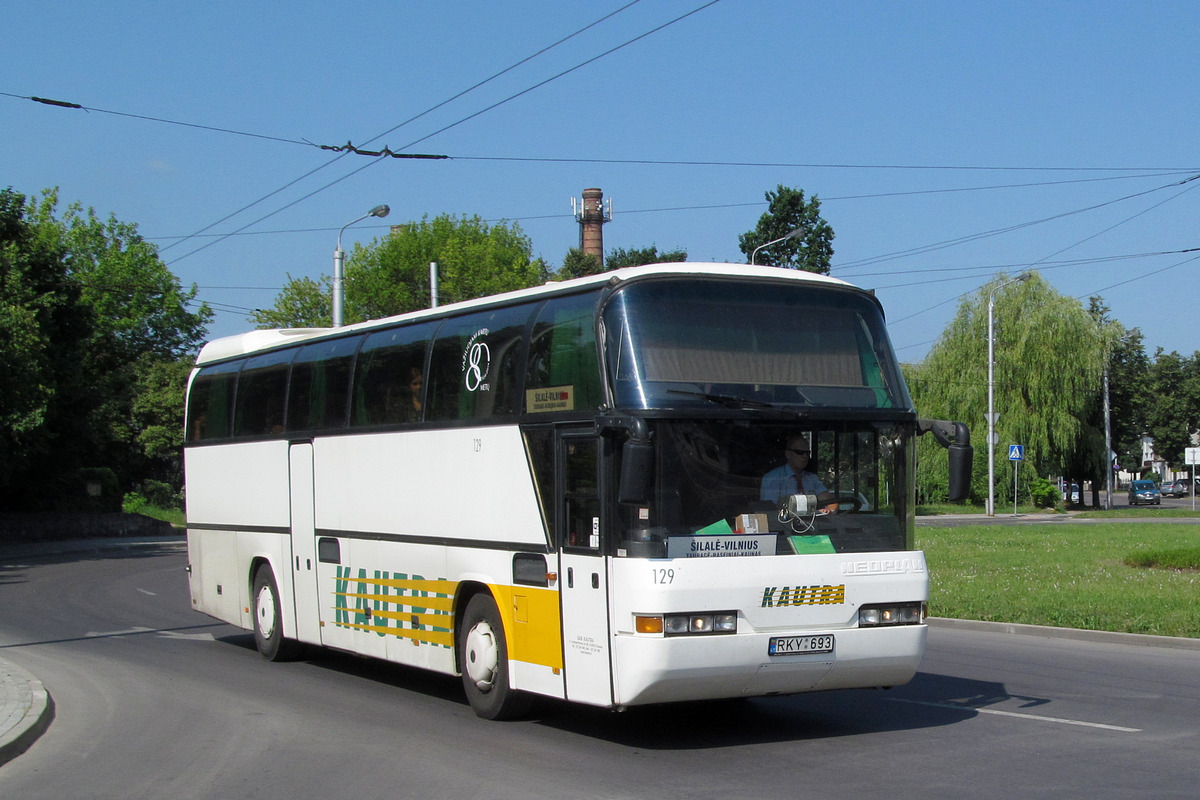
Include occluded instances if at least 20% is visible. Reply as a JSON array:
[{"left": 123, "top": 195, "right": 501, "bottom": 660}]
[{"left": 918, "top": 523, "right": 1200, "bottom": 638}]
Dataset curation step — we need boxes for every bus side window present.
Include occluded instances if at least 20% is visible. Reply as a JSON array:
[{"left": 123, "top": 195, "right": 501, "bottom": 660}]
[
  {"left": 427, "top": 306, "right": 530, "bottom": 422},
  {"left": 523, "top": 428, "right": 555, "bottom": 544},
  {"left": 526, "top": 291, "right": 603, "bottom": 413},
  {"left": 187, "top": 360, "right": 241, "bottom": 441},
  {"left": 233, "top": 350, "right": 294, "bottom": 437},
  {"left": 352, "top": 323, "right": 435, "bottom": 427},
  {"left": 288, "top": 336, "right": 360, "bottom": 432}
]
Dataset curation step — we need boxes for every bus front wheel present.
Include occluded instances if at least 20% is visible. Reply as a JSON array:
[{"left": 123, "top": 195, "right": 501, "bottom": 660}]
[
  {"left": 252, "top": 565, "right": 302, "bottom": 662},
  {"left": 458, "top": 594, "right": 531, "bottom": 720}
]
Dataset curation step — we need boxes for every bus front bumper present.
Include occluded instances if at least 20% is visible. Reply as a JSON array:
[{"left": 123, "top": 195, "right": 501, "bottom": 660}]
[{"left": 610, "top": 623, "right": 926, "bottom": 707}]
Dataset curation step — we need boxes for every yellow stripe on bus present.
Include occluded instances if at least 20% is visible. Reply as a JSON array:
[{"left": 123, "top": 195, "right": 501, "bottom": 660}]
[
  {"left": 490, "top": 584, "right": 564, "bottom": 671},
  {"left": 330, "top": 572, "right": 564, "bottom": 670}
]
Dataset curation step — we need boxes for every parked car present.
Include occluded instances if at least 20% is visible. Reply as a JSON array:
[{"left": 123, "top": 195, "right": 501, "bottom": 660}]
[
  {"left": 1061, "top": 482, "right": 1080, "bottom": 503},
  {"left": 1128, "top": 479, "right": 1162, "bottom": 505},
  {"left": 1161, "top": 479, "right": 1190, "bottom": 497}
]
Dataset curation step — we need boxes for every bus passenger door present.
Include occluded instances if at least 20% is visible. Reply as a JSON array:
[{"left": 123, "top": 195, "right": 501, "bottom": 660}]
[
  {"left": 557, "top": 433, "right": 613, "bottom": 706},
  {"left": 289, "top": 443, "right": 321, "bottom": 644}
]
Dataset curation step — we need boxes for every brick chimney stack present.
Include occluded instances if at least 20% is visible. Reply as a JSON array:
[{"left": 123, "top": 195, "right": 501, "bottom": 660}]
[{"left": 576, "top": 187, "right": 610, "bottom": 263}]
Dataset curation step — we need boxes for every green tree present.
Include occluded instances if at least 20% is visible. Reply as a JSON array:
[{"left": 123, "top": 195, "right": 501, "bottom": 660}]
[
  {"left": 1146, "top": 349, "right": 1200, "bottom": 469},
  {"left": 738, "top": 185, "right": 835, "bottom": 273},
  {"left": 129, "top": 356, "right": 196, "bottom": 496},
  {"left": 557, "top": 247, "right": 603, "bottom": 280},
  {"left": 554, "top": 244, "right": 687, "bottom": 280},
  {"left": 250, "top": 274, "right": 332, "bottom": 328},
  {"left": 605, "top": 245, "right": 687, "bottom": 270},
  {"left": 905, "top": 273, "right": 1105, "bottom": 504},
  {"left": 1, "top": 187, "right": 210, "bottom": 509},
  {"left": 0, "top": 188, "right": 93, "bottom": 504},
  {"left": 1084, "top": 298, "right": 1150, "bottom": 498},
  {"left": 36, "top": 191, "right": 210, "bottom": 501},
  {"left": 255, "top": 214, "right": 548, "bottom": 327}
]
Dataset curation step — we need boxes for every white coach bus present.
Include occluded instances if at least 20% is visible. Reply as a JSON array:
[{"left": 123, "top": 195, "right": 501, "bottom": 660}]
[{"left": 184, "top": 263, "right": 971, "bottom": 719}]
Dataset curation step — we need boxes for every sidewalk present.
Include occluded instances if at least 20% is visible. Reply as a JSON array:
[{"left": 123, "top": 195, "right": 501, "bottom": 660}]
[{"left": 0, "top": 656, "right": 53, "bottom": 767}]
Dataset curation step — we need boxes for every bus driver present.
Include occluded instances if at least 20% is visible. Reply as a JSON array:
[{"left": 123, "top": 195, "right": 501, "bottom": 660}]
[{"left": 759, "top": 435, "right": 839, "bottom": 514}]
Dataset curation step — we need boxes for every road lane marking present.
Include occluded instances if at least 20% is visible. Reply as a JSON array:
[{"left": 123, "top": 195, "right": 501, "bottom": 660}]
[
  {"left": 157, "top": 630, "right": 216, "bottom": 642},
  {"left": 85, "top": 627, "right": 155, "bottom": 638},
  {"left": 889, "top": 698, "right": 1142, "bottom": 732}
]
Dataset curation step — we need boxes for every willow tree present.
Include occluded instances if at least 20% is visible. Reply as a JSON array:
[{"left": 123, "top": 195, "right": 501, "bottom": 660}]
[{"left": 905, "top": 273, "right": 1105, "bottom": 504}]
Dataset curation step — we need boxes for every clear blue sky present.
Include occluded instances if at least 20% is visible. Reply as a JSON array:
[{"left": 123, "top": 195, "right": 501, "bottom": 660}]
[{"left": 4, "top": 0, "right": 1197, "bottom": 362}]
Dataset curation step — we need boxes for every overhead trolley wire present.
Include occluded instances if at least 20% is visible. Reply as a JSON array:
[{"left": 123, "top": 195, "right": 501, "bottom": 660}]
[
  {"left": 164, "top": 0, "right": 725, "bottom": 267},
  {"left": 879, "top": 175, "right": 1200, "bottom": 356},
  {"left": 160, "top": 0, "right": 689, "bottom": 264},
  {"left": 834, "top": 172, "right": 1200, "bottom": 274}
]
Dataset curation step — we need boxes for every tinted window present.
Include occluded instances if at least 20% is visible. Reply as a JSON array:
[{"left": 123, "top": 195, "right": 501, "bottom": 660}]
[
  {"left": 602, "top": 279, "right": 911, "bottom": 411},
  {"left": 287, "top": 336, "right": 361, "bottom": 432},
  {"left": 523, "top": 427, "right": 555, "bottom": 541},
  {"left": 525, "top": 291, "right": 603, "bottom": 413},
  {"left": 352, "top": 323, "right": 437, "bottom": 426},
  {"left": 427, "top": 305, "right": 531, "bottom": 422},
  {"left": 563, "top": 438, "right": 600, "bottom": 550},
  {"left": 187, "top": 360, "right": 242, "bottom": 442},
  {"left": 233, "top": 349, "right": 294, "bottom": 437}
]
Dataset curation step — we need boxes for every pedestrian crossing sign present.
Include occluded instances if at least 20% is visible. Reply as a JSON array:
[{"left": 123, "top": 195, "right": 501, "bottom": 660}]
[{"left": 1008, "top": 445, "right": 1024, "bottom": 461}]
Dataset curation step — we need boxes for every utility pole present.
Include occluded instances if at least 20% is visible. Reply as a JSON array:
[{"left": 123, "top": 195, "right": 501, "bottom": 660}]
[{"left": 1103, "top": 366, "right": 1113, "bottom": 509}]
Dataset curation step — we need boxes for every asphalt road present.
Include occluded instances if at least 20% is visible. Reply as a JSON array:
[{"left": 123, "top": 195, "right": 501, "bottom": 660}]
[{"left": 1, "top": 543, "right": 1198, "bottom": 799}]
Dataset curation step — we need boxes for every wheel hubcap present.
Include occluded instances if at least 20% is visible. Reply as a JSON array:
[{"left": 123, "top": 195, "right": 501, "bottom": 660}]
[
  {"left": 256, "top": 584, "right": 277, "bottom": 639},
  {"left": 463, "top": 620, "right": 499, "bottom": 691}
]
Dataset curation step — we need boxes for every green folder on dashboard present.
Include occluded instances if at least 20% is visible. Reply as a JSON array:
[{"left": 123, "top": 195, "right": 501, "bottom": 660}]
[{"left": 788, "top": 534, "right": 835, "bottom": 554}]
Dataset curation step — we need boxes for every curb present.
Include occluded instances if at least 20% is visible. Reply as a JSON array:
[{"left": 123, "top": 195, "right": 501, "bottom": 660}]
[
  {"left": 928, "top": 616, "right": 1200, "bottom": 651},
  {"left": 0, "top": 535, "right": 185, "bottom": 563},
  {"left": 0, "top": 656, "right": 54, "bottom": 768}
]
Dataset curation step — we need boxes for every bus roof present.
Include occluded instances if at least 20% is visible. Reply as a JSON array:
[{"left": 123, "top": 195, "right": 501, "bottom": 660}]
[{"left": 195, "top": 262, "right": 857, "bottom": 365}]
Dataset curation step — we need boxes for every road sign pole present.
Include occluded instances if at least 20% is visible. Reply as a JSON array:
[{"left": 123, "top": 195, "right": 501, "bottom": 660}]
[
  {"left": 1013, "top": 458, "right": 1019, "bottom": 517},
  {"left": 1007, "top": 444, "right": 1024, "bottom": 516},
  {"left": 1186, "top": 448, "right": 1200, "bottom": 512}
]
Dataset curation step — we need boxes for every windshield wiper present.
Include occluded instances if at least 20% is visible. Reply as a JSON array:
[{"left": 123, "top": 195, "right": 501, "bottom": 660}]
[{"left": 666, "top": 389, "right": 776, "bottom": 409}]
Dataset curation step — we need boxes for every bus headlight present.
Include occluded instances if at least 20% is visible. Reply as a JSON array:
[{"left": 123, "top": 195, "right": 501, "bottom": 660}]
[
  {"left": 859, "top": 602, "right": 924, "bottom": 627},
  {"left": 635, "top": 612, "right": 738, "bottom": 636}
]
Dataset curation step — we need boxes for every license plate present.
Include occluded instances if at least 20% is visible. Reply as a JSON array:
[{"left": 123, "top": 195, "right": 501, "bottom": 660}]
[{"left": 768, "top": 634, "right": 835, "bottom": 656}]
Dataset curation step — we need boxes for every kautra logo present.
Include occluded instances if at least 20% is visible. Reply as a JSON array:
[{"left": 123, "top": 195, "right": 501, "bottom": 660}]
[
  {"left": 760, "top": 584, "right": 846, "bottom": 607},
  {"left": 333, "top": 566, "right": 453, "bottom": 648}
]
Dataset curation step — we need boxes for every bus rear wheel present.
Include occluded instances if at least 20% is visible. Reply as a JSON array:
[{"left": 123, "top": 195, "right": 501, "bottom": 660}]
[
  {"left": 458, "top": 594, "right": 531, "bottom": 720},
  {"left": 252, "top": 565, "right": 302, "bottom": 662}
]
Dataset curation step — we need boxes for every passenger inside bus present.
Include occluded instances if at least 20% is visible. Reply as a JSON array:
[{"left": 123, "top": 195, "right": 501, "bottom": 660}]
[{"left": 390, "top": 367, "right": 423, "bottom": 422}]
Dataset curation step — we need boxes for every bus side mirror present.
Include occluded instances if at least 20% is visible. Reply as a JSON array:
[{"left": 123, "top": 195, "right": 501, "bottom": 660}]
[
  {"left": 918, "top": 419, "right": 974, "bottom": 502},
  {"left": 619, "top": 438, "right": 654, "bottom": 504},
  {"left": 947, "top": 442, "right": 972, "bottom": 501}
]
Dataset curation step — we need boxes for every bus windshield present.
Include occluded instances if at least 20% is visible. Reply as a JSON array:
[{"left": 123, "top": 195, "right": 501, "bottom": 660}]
[
  {"left": 615, "top": 419, "right": 912, "bottom": 557},
  {"left": 601, "top": 278, "right": 911, "bottom": 411}
]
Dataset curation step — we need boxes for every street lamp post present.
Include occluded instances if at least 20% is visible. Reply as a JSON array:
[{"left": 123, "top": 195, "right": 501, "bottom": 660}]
[
  {"left": 986, "top": 272, "right": 1032, "bottom": 516},
  {"left": 333, "top": 204, "right": 390, "bottom": 327},
  {"left": 750, "top": 227, "right": 803, "bottom": 265}
]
